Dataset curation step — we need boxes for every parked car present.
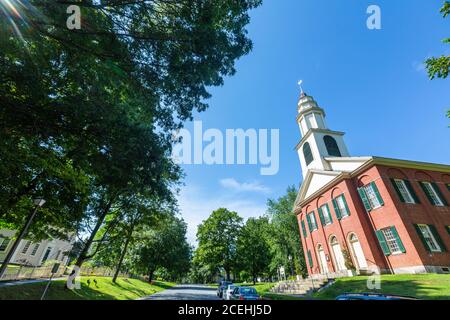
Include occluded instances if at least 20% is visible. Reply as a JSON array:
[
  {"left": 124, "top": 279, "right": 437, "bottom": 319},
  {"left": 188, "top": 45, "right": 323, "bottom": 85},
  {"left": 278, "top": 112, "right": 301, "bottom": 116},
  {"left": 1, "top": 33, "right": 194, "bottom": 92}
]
[
  {"left": 336, "top": 293, "right": 419, "bottom": 300},
  {"left": 230, "top": 286, "right": 260, "bottom": 300},
  {"left": 217, "top": 281, "right": 233, "bottom": 298},
  {"left": 223, "top": 284, "right": 237, "bottom": 300}
]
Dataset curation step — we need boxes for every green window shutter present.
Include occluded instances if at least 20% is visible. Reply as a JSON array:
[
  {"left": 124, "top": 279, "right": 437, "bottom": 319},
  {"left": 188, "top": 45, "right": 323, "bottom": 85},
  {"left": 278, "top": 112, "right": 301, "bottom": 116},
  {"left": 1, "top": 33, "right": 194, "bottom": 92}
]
[
  {"left": 447, "top": 226, "right": 450, "bottom": 236},
  {"left": 341, "top": 195, "right": 351, "bottom": 216},
  {"left": 371, "top": 182, "right": 384, "bottom": 206},
  {"left": 332, "top": 198, "right": 342, "bottom": 220},
  {"left": 358, "top": 187, "right": 372, "bottom": 212},
  {"left": 431, "top": 183, "right": 448, "bottom": 206},
  {"left": 376, "top": 230, "right": 391, "bottom": 256},
  {"left": 325, "top": 204, "right": 333, "bottom": 223},
  {"left": 419, "top": 182, "right": 435, "bottom": 205},
  {"left": 301, "top": 220, "right": 307, "bottom": 238},
  {"left": 318, "top": 207, "right": 325, "bottom": 226},
  {"left": 390, "top": 178, "right": 405, "bottom": 203},
  {"left": 447, "top": 183, "right": 450, "bottom": 192},
  {"left": 404, "top": 180, "right": 420, "bottom": 204},
  {"left": 306, "top": 214, "right": 313, "bottom": 232},
  {"left": 307, "top": 250, "right": 313, "bottom": 268},
  {"left": 414, "top": 224, "right": 431, "bottom": 252},
  {"left": 428, "top": 225, "right": 447, "bottom": 252},
  {"left": 390, "top": 226, "right": 406, "bottom": 253}
]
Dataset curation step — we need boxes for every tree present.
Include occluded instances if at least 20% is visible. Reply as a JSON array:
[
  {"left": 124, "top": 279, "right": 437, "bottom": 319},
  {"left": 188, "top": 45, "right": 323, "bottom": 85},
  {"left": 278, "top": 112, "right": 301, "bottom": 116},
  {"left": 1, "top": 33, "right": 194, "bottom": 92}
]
[
  {"left": 236, "top": 217, "right": 272, "bottom": 284},
  {"left": 266, "top": 186, "right": 306, "bottom": 277},
  {"left": 1, "top": 0, "right": 262, "bottom": 250},
  {"left": 195, "top": 208, "right": 243, "bottom": 281},
  {"left": 128, "top": 217, "right": 191, "bottom": 282},
  {"left": 425, "top": 1, "right": 450, "bottom": 119}
]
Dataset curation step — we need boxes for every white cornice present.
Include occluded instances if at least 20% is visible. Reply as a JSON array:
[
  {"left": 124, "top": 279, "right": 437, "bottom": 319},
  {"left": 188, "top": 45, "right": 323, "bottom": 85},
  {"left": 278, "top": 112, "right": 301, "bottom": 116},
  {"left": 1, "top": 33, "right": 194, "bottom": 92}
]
[
  {"left": 295, "top": 129, "right": 346, "bottom": 150},
  {"left": 293, "top": 156, "right": 450, "bottom": 215}
]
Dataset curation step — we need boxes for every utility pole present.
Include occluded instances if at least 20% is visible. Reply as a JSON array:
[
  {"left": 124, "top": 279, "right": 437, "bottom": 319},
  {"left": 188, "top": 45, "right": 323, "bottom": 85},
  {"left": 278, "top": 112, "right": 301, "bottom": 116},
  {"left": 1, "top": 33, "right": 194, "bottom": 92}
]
[{"left": 0, "top": 199, "right": 45, "bottom": 279}]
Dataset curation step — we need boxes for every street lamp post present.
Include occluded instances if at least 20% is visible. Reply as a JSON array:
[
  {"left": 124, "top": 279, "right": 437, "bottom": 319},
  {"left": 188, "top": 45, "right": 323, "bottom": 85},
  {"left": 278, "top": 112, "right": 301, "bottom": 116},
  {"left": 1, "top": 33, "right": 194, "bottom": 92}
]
[
  {"left": 0, "top": 198, "right": 46, "bottom": 279},
  {"left": 288, "top": 255, "right": 294, "bottom": 277}
]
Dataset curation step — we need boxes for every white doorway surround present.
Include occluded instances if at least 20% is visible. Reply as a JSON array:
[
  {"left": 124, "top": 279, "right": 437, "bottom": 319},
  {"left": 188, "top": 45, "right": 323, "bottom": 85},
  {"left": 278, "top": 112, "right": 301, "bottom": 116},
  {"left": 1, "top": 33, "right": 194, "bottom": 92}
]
[
  {"left": 330, "top": 236, "right": 347, "bottom": 271},
  {"left": 317, "top": 245, "right": 329, "bottom": 274},
  {"left": 349, "top": 233, "right": 368, "bottom": 270}
]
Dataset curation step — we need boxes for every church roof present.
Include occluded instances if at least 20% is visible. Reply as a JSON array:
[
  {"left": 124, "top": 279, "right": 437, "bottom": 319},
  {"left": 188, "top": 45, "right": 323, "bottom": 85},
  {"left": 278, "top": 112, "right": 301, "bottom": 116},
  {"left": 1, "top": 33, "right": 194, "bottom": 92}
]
[{"left": 293, "top": 156, "right": 450, "bottom": 215}]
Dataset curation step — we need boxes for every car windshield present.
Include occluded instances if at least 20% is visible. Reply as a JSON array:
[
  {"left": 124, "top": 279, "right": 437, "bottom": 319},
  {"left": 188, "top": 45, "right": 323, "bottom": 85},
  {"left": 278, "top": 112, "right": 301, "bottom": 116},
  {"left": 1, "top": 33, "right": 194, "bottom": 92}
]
[
  {"left": 240, "top": 288, "right": 257, "bottom": 295},
  {"left": 227, "top": 285, "right": 236, "bottom": 290}
]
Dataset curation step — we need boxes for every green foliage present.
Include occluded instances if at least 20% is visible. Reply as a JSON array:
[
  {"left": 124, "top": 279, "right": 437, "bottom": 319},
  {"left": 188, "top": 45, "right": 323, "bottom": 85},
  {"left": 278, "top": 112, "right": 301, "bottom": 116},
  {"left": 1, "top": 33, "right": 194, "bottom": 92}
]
[
  {"left": 441, "top": 1, "right": 450, "bottom": 17},
  {"left": 425, "top": 2, "right": 450, "bottom": 121},
  {"left": 426, "top": 2, "right": 450, "bottom": 83},
  {"left": 195, "top": 208, "right": 243, "bottom": 280},
  {"left": 236, "top": 217, "right": 272, "bottom": 283},
  {"left": 265, "top": 186, "right": 306, "bottom": 277},
  {"left": 426, "top": 55, "right": 450, "bottom": 80},
  {"left": 127, "top": 216, "right": 192, "bottom": 282},
  {"left": 0, "top": 0, "right": 261, "bottom": 274},
  {"left": 191, "top": 186, "right": 307, "bottom": 283},
  {"left": 341, "top": 248, "right": 356, "bottom": 271}
]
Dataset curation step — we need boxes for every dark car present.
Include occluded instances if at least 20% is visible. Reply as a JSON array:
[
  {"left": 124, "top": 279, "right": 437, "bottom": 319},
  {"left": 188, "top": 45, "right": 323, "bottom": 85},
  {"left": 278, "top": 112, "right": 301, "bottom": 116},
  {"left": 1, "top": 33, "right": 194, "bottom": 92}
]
[
  {"left": 336, "top": 293, "right": 419, "bottom": 300},
  {"left": 217, "top": 281, "right": 233, "bottom": 298},
  {"left": 230, "top": 286, "right": 260, "bottom": 300}
]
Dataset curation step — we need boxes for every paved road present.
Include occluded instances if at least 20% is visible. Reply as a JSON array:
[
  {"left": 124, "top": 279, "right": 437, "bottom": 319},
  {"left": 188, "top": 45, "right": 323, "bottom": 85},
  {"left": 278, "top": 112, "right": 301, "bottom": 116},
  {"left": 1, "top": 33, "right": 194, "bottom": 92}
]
[{"left": 141, "top": 284, "right": 221, "bottom": 300}]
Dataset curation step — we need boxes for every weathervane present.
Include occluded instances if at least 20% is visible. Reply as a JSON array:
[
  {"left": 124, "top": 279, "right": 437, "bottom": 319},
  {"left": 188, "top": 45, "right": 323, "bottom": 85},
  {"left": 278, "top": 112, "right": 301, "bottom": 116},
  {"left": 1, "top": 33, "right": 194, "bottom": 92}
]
[{"left": 297, "top": 80, "right": 304, "bottom": 95}]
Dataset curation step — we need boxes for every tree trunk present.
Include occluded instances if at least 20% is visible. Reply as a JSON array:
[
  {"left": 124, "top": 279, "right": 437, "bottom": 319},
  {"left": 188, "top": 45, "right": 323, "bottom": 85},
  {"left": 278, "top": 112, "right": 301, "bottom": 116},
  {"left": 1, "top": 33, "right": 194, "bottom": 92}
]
[
  {"left": 112, "top": 224, "right": 134, "bottom": 283},
  {"left": 148, "top": 269, "right": 154, "bottom": 283},
  {"left": 74, "top": 200, "right": 113, "bottom": 268},
  {"left": 225, "top": 269, "right": 230, "bottom": 281}
]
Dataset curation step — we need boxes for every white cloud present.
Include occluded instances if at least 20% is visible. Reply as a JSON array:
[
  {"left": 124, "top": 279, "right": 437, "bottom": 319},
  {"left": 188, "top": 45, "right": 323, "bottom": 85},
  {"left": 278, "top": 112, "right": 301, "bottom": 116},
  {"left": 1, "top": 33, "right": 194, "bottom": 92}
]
[
  {"left": 177, "top": 185, "right": 267, "bottom": 246},
  {"left": 219, "top": 178, "right": 271, "bottom": 194},
  {"left": 412, "top": 61, "right": 426, "bottom": 73}
]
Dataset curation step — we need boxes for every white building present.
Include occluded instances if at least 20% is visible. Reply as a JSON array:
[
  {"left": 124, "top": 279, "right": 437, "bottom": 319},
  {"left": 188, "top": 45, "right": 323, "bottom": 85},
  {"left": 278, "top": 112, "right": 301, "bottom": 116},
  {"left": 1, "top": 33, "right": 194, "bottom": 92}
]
[{"left": 0, "top": 229, "right": 73, "bottom": 267}]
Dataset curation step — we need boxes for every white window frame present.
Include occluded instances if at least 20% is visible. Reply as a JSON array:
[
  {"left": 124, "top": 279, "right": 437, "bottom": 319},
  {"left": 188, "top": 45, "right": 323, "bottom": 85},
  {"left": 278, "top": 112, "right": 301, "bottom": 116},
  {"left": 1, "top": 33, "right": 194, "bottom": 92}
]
[
  {"left": 0, "top": 237, "right": 11, "bottom": 252},
  {"left": 320, "top": 205, "right": 332, "bottom": 225},
  {"left": 41, "top": 246, "right": 53, "bottom": 264},
  {"left": 309, "top": 213, "right": 318, "bottom": 231},
  {"left": 381, "top": 228, "right": 402, "bottom": 255},
  {"left": 418, "top": 224, "right": 441, "bottom": 253},
  {"left": 422, "top": 182, "right": 444, "bottom": 206},
  {"left": 30, "top": 243, "right": 40, "bottom": 256},
  {"left": 394, "top": 179, "right": 415, "bottom": 204},
  {"left": 336, "top": 195, "right": 350, "bottom": 217},
  {"left": 21, "top": 240, "right": 31, "bottom": 254},
  {"left": 364, "top": 184, "right": 382, "bottom": 209}
]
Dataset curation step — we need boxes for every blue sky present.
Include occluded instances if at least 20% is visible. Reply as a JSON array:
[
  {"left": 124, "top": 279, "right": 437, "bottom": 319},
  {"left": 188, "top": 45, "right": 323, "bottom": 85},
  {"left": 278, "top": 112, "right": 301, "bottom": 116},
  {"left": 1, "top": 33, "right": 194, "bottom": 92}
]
[{"left": 178, "top": 0, "right": 450, "bottom": 244}]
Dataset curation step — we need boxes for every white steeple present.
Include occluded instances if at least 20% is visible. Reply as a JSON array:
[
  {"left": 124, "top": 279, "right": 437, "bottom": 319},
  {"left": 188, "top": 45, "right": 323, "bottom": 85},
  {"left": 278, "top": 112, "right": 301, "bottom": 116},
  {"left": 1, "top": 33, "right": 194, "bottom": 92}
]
[{"left": 296, "top": 92, "right": 350, "bottom": 178}]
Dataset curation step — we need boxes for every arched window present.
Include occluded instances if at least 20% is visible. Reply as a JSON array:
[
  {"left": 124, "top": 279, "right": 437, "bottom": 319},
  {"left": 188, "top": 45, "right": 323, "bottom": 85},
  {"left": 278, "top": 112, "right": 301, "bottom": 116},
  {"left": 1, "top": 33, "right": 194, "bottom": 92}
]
[
  {"left": 324, "top": 135, "right": 342, "bottom": 157},
  {"left": 330, "top": 236, "right": 338, "bottom": 245},
  {"left": 349, "top": 234, "right": 358, "bottom": 242},
  {"left": 303, "top": 142, "right": 313, "bottom": 165}
]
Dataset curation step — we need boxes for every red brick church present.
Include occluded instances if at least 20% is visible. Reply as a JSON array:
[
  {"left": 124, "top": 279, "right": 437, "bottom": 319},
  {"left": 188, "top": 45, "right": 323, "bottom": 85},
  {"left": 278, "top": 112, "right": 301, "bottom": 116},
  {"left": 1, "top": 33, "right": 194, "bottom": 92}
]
[{"left": 293, "top": 92, "right": 450, "bottom": 276}]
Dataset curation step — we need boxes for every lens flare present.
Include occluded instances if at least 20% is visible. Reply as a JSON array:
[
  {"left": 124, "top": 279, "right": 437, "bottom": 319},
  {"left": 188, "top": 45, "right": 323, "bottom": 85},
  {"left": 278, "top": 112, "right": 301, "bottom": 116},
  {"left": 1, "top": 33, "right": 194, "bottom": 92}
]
[{"left": 0, "top": 0, "right": 43, "bottom": 42}]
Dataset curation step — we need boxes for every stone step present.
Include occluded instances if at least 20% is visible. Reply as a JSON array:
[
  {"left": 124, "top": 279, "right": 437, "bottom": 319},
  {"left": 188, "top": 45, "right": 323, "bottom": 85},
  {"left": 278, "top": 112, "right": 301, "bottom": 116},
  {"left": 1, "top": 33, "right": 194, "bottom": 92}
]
[{"left": 270, "top": 278, "right": 330, "bottom": 295}]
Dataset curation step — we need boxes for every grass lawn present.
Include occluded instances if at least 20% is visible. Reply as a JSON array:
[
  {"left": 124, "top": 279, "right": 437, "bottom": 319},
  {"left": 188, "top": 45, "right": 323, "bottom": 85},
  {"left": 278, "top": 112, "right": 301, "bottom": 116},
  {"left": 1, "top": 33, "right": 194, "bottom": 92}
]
[
  {"left": 313, "top": 274, "right": 450, "bottom": 300},
  {"left": 0, "top": 276, "right": 175, "bottom": 300}
]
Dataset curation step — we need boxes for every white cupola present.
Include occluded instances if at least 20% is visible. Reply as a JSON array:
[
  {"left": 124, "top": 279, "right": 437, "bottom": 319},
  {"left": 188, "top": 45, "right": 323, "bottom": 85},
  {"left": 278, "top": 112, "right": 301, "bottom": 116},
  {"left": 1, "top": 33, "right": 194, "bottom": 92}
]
[{"left": 296, "top": 92, "right": 350, "bottom": 178}]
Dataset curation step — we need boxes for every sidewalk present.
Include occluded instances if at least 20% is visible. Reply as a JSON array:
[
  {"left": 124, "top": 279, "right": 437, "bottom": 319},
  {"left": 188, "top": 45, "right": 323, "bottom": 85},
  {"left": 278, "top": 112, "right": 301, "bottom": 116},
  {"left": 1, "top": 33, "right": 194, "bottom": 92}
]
[{"left": 0, "top": 277, "right": 66, "bottom": 287}]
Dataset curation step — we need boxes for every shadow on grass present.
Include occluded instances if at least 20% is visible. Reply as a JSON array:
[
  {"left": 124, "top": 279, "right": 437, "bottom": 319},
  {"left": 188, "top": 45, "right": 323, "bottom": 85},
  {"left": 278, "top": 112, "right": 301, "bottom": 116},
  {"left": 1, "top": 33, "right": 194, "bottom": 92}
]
[
  {"left": 109, "top": 280, "right": 156, "bottom": 298},
  {"left": 0, "top": 281, "right": 117, "bottom": 300}
]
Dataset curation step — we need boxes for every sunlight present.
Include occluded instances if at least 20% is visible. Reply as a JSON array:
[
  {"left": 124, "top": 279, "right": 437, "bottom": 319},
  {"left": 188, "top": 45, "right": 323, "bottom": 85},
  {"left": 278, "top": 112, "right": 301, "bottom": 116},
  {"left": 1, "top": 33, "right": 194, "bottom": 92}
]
[{"left": 0, "top": 0, "right": 41, "bottom": 42}]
